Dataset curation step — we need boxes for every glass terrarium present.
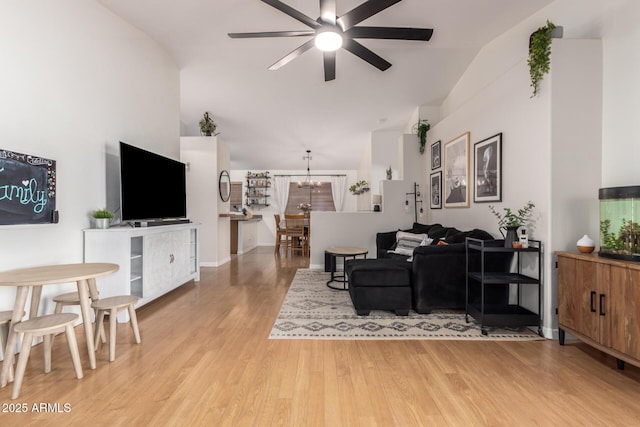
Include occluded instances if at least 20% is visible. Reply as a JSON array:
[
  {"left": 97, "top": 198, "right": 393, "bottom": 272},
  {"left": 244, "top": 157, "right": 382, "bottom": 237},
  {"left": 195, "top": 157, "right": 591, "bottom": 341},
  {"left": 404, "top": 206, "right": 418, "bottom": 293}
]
[{"left": 599, "top": 186, "right": 640, "bottom": 261}]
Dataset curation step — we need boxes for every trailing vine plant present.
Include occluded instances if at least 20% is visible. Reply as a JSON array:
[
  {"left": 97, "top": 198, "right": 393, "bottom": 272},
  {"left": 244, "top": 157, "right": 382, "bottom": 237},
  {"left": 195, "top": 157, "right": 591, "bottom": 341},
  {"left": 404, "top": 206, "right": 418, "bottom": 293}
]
[
  {"left": 527, "top": 20, "right": 556, "bottom": 97},
  {"left": 416, "top": 120, "right": 430, "bottom": 154}
]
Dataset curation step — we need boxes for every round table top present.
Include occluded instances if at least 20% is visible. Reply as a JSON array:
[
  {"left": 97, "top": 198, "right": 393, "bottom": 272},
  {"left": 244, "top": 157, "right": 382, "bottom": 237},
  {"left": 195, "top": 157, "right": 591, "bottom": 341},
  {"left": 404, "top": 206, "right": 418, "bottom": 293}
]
[
  {"left": 0, "top": 263, "right": 119, "bottom": 287},
  {"left": 326, "top": 246, "right": 368, "bottom": 256}
]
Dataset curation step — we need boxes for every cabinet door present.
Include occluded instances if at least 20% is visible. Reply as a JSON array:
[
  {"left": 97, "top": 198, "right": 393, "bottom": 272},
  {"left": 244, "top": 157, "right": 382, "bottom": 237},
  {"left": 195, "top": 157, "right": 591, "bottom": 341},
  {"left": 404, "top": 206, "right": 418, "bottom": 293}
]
[
  {"left": 171, "top": 229, "right": 192, "bottom": 286},
  {"left": 558, "top": 256, "right": 599, "bottom": 340},
  {"left": 608, "top": 266, "right": 640, "bottom": 359},
  {"left": 144, "top": 232, "right": 172, "bottom": 300}
]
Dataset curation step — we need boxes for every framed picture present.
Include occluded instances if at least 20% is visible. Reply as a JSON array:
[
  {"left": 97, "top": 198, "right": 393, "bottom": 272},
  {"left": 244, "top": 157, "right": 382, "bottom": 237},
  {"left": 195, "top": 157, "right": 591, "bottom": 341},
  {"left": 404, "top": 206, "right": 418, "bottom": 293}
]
[
  {"left": 473, "top": 133, "right": 502, "bottom": 203},
  {"left": 430, "top": 171, "right": 442, "bottom": 209},
  {"left": 431, "top": 140, "right": 441, "bottom": 170},
  {"left": 444, "top": 132, "right": 470, "bottom": 208}
]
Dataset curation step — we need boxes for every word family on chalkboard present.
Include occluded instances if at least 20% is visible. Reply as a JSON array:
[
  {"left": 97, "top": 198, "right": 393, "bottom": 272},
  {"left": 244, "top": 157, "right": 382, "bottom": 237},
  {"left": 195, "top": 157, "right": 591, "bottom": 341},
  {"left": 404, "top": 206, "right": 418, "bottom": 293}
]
[{"left": 0, "top": 149, "right": 57, "bottom": 225}]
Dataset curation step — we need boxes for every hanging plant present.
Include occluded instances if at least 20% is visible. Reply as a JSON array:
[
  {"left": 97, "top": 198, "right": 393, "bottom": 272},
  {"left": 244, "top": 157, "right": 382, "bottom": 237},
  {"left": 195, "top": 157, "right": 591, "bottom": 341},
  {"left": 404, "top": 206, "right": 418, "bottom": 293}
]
[
  {"left": 416, "top": 120, "right": 430, "bottom": 154},
  {"left": 527, "top": 20, "right": 556, "bottom": 97}
]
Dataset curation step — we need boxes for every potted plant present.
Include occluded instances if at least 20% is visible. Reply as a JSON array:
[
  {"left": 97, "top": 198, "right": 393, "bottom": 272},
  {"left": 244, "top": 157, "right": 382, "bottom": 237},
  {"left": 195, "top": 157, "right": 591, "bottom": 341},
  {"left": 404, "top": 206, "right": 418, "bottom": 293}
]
[
  {"left": 416, "top": 120, "right": 430, "bottom": 154},
  {"left": 199, "top": 111, "right": 218, "bottom": 136},
  {"left": 528, "top": 20, "right": 557, "bottom": 97},
  {"left": 349, "top": 180, "right": 369, "bottom": 195},
  {"left": 92, "top": 208, "right": 115, "bottom": 229},
  {"left": 488, "top": 201, "right": 535, "bottom": 247},
  {"left": 386, "top": 166, "right": 392, "bottom": 180}
]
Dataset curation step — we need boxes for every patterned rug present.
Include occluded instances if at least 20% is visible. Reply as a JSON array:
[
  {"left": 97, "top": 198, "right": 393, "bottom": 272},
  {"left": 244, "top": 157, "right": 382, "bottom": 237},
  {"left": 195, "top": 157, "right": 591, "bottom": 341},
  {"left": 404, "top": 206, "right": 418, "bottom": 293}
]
[{"left": 269, "top": 269, "right": 544, "bottom": 340}]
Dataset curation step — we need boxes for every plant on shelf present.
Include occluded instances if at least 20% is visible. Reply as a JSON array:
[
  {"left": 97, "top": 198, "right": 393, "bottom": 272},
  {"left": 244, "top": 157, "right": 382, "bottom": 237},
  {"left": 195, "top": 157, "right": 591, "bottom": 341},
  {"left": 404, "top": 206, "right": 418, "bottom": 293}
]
[
  {"left": 199, "top": 111, "right": 218, "bottom": 136},
  {"left": 416, "top": 120, "right": 430, "bottom": 154},
  {"left": 488, "top": 201, "right": 535, "bottom": 247},
  {"left": 91, "top": 208, "right": 114, "bottom": 219},
  {"left": 528, "top": 20, "right": 556, "bottom": 97},
  {"left": 91, "top": 208, "right": 114, "bottom": 229},
  {"left": 488, "top": 201, "right": 535, "bottom": 228},
  {"left": 349, "top": 180, "right": 369, "bottom": 195}
]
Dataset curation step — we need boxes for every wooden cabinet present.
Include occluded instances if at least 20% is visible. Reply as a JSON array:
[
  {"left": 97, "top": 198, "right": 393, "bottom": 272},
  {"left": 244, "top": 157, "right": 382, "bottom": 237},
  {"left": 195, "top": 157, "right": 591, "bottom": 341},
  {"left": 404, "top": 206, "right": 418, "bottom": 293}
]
[
  {"left": 84, "top": 224, "right": 199, "bottom": 321},
  {"left": 557, "top": 252, "right": 640, "bottom": 369}
]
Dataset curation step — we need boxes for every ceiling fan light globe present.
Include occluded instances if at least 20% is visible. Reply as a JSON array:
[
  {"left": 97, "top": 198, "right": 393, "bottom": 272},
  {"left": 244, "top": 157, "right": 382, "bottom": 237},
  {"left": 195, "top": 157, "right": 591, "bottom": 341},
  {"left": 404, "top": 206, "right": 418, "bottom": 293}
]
[{"left": 315, "top": 31, "right": 342, "bottom": 52}]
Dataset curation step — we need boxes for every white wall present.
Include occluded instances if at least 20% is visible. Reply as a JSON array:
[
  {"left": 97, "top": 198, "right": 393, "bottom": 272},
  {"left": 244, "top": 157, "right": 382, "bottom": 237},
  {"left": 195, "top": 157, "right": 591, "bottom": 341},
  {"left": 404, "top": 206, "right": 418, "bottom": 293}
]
[
  {"left": 0, "top": 1, "right": 180, "bottom": 313},
  {"left": 423, "top": 0, "right": 640, "bottom": 337},
  {"left": 310, "top": 180, "right": 415, "bottom": 268},
  {"left": 180, "top": 136, "right": 231, "bottom": 267}
]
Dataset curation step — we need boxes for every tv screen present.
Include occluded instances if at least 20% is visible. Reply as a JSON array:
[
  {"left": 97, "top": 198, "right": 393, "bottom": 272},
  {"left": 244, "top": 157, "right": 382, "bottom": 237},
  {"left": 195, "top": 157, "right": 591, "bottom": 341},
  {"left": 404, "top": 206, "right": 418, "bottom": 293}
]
[{"left": 119, "top": 142, "right": 187, "bottom": 222}]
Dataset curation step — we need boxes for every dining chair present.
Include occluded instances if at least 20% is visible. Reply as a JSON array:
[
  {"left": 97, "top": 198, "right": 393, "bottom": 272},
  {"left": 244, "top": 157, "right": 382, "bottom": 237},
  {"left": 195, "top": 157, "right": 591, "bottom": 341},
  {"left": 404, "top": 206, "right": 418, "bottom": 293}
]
[
  {"left": 51, "top": 291, "right": 106, "bottom": 345},
  {"left": 284, "top": 214, "right": 306, "bottom": 255},
  {"left": 303, "top": 212, "right": 311, "bottom": 256},
  {"left": 274, "top": 214, "right": 287, "bottom": 253},
  {"left": 1, "top": 310, "right": 24, "bottom": 383}
]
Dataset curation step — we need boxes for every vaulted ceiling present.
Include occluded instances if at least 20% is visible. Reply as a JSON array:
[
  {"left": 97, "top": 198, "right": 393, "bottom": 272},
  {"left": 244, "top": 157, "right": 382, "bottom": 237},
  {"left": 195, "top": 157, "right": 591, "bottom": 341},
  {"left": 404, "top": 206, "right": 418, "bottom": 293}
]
[{"left": 98, "top": 0, "right": 553, "bottom": 170}]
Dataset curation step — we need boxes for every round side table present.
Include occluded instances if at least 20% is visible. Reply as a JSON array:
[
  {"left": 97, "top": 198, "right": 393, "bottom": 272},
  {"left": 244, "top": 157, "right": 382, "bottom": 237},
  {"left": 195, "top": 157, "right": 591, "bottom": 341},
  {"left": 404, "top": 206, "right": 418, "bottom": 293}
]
[{"left": 325, "top": 246, "right": 368, "bottom": 290}]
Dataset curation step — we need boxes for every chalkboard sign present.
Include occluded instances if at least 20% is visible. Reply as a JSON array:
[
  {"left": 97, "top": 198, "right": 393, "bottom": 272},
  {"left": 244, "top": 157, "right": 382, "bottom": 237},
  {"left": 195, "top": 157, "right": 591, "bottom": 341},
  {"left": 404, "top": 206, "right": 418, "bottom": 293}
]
[{"left": 0, "top": 149, "right": 57, "bottom": 225}]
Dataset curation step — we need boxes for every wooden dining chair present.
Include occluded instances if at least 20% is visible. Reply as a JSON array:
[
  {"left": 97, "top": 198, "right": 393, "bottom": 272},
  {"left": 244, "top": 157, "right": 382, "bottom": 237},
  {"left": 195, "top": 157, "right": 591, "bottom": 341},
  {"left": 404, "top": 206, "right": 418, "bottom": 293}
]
[
  {"left": 303, "top": 212, "right": 311, "bottom": 256},
  {"left": 1, "top": 310, "right": 25, "bottom": 383},
  {"left": 284, "top": 214, "right": 306, "bottom": 255},
  {"left": 274, "top": 214, "right": 287, "bottom": 253}
]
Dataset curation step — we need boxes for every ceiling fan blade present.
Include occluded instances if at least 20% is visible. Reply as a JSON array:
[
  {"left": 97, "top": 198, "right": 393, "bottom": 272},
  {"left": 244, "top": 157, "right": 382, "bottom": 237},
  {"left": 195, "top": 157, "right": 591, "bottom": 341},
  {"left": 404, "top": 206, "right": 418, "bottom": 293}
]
[
  {"left": 337, "top": 0, "right": 402, "bottom": 31},
  {"left": 229, "top": 30, "right": 315, "bottom": 38},
  {"left": 319, "top": 0, "right": 337, "bottom": 25},
  {"left": 347, "top": 26, "right": 433, "bottom": 41},
  {"left": 323, "top": 51, "right": 336, "bottom": 81},
  {"left": 268, "top": 39, "right": 316, "bottom": 70},
  {"left": 342, "top": 39, "right": 391, "bottom": 71},
  {"left": 261, "top": 0, "right": 321, "bottom": 29}
]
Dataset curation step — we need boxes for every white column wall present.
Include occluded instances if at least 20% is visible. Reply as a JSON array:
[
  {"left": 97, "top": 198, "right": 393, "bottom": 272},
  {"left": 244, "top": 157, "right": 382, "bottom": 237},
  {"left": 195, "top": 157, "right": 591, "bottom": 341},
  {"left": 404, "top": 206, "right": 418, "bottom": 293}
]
[{"left": 0, "top": 1, "right": 180, "bottom": 313}]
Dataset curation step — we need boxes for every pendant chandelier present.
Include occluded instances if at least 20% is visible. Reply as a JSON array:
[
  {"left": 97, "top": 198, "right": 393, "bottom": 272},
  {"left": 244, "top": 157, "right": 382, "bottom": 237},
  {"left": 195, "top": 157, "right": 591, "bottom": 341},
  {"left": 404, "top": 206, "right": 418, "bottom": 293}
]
[{"left": 297, "top": 150, "right": 322, "bottom": 189}]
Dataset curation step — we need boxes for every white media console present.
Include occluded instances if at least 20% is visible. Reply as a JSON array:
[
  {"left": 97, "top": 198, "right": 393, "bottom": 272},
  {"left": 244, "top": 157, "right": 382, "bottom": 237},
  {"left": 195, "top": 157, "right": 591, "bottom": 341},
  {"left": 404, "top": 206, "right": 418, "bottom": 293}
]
[{"left": 84, "top": 223, "right": 200, "bottom": 321}]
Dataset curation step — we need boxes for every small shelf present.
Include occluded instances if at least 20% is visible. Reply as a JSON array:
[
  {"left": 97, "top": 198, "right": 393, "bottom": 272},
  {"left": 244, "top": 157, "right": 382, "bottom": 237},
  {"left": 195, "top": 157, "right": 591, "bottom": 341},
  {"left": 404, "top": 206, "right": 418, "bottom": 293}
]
[
  {"left": 465, "top": 237, "right": 542, "bottom": 336},
  {"left": 246, "top": 171, "right": 271, "bottom": 208}
]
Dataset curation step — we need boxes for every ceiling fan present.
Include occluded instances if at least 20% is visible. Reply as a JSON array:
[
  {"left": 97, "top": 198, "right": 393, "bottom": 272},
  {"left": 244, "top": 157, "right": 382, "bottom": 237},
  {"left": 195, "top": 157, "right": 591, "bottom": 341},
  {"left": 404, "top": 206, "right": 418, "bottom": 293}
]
[{"left": 228, "top": 0, "right": 433, "bottom": 81}]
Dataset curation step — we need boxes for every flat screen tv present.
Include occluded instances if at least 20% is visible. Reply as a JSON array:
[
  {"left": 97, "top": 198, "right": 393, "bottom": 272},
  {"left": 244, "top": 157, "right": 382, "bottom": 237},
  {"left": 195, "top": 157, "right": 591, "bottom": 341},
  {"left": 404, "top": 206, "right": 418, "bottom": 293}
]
[{"left": 119, "top": 141, "right": 187, "bottom": 223}]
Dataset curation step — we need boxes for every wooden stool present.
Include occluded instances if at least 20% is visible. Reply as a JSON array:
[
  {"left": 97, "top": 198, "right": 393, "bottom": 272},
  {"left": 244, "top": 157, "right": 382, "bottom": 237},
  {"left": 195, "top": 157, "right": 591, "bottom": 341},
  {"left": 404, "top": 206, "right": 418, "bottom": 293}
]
[
  {"left": 52, "top": 292, "right": 106, "bottom": 344},
  {"left": 92, "top": 295, "right": 141, "bottom": 362},
  {"left": 12, "top": 313, "right": 83, "bottom": 399},
  {"left": 1, "top": 310, "right": 24, "bottom": 383}
]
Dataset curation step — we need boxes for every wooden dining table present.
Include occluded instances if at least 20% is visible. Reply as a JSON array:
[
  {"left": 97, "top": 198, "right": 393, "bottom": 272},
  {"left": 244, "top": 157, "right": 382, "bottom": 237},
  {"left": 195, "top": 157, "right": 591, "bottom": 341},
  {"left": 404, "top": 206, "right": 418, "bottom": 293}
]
[{"left": 0, "top": 262, "right": 119, "bottom": 387}]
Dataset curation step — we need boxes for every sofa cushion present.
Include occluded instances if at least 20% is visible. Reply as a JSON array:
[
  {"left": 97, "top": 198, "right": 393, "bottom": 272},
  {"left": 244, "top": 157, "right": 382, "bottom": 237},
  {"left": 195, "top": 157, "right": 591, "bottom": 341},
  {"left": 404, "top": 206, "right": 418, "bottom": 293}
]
[
  {"left": 444, "top": 228, "right": 495, "bottom": 244},
  {"left": 426, "top": 227, "right": 456, "bottom": 243},
  {"left": 411, "top": 222, "right": 442, "bottom": 235},
  {"left": 390, "top": 231, "right": 433, "bottom": 256}
]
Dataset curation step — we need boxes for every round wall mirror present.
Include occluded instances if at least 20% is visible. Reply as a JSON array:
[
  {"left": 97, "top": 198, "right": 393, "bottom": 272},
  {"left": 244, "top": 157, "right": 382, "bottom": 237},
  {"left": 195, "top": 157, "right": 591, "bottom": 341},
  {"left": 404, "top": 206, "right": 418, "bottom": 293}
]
[{"left": 219, "top": 170, "right": 231, "bottom": 202}]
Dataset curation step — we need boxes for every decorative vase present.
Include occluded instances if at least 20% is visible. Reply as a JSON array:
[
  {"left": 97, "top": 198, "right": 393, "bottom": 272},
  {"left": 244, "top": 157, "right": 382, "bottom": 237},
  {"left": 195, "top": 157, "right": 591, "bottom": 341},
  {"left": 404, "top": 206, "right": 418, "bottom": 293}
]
[
  {"left": 577, "top": 234, "right": 595, "bottom": 253},
  {"left": 94, "top": 218, "right": 110, "bottom": 229},
  {"left": 501, "top": 225, "right": 520, "bottom": 248}
]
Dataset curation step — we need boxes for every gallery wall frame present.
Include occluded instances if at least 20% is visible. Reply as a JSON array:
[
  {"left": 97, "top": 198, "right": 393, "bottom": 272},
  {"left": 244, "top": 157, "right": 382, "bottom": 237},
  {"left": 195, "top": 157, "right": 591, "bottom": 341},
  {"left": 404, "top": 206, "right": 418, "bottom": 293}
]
[
  {"left": 473, "top": 133, "right": 502, "bottom": 203},
  {"left": 431, "top": 140, "right": 441, "bottom": 170},
  {"left": 430, "top": 171, "right": 442, "bottom": 209},
  {"left": 443, "top": 132, "right": 470, "bottom": 208}
]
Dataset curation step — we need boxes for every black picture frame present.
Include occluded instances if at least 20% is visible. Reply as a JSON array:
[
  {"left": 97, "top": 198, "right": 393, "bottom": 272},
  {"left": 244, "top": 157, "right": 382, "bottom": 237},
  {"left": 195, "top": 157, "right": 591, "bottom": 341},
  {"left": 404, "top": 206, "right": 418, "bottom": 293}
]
[
  {"left": 444, "top": 132, "right": 470, "bottom": 208},
  {"left": 473, "top": 133, "right": 502, "bottom": 203},
  {"left": 431, "top": 140, "right": 441, "bottom": 170},
  {"left": 430, "top": 171, "right": 442, "bottom": 209}
]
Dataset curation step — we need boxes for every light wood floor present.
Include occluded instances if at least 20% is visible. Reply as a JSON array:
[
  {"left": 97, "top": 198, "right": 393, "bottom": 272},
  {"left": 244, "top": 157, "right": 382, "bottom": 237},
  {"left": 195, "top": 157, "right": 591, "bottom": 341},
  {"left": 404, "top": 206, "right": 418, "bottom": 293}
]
[{"left": 2, "top": 247, "right": 640, "bottom": 426}]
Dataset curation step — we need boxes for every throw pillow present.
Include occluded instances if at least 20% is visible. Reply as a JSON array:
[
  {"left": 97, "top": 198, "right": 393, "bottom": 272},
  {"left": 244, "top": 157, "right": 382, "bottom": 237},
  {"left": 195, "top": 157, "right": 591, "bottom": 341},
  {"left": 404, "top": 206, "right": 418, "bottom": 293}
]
[{"left": 391, "top": 231, "right": 433, "bottom": 256}]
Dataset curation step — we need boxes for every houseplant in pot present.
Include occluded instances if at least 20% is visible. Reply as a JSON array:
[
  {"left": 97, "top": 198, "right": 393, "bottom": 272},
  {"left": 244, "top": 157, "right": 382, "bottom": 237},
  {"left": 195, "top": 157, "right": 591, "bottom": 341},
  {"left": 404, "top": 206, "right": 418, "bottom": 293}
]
[
  {"left": 488, "top": 201, "right": 535, "bottom": 247},
  {"left": 199, "top": 112, "right": 218, "bottom": 136},
  {"left": 92, "top": 208, "right": 115, "bottom": 229}
]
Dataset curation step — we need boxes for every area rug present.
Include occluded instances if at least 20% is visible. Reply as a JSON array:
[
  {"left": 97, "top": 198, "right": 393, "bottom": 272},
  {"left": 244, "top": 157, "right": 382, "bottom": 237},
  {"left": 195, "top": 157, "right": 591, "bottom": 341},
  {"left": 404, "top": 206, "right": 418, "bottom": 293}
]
[{"left": 269, "top": 269, "right": 544, "bottom": 340}]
